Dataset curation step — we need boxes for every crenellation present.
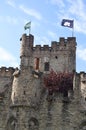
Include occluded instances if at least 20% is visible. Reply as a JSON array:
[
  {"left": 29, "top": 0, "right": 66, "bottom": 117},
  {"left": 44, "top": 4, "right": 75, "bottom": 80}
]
[
  {"left": 43, "top": 45, "right": 49, "bottom": 51},
  {"left": 0, "top": 67, "right": 6, "bottom": 72},
  {"left": 51, "top": 41, "right": 58, "bottom": 48},
  {"left": 28, "top": 34, "right": 34, "bottom": 48},
  {"left": 33, "top": 45, "right": 51, "bottom": 52},
  {"left": 67, "top": 37, "right": 76, "bottom": 47},
  {"left": 35, "top": 45, "right": 41, "bottom": 50},
  {"left": 67, "top": 37, "right": 76, "bottom": 42},
  {"left": 0, "top": 67, "right": 15, "bottom": 77},
  {"left": 59, "top": 37, "right": 65, "bottom": 44},
  {"left": 21, "top": 33, "right": 27, "bottom": 45}
]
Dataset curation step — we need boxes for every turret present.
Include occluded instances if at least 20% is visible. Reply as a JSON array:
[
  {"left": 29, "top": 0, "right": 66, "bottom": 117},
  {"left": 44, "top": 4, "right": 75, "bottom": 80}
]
[
  {"left": 20, "top": 33, "right": 34, "bottom": 69},
  {"left": 11, "top": 34, "right": 35, "bottom": 105}
]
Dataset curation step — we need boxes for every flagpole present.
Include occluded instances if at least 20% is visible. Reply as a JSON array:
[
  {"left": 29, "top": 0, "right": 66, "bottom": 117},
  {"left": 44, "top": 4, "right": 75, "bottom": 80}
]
[
  {"left": 72, "top": 20, "right": 74, "bottom": 37},
  {"left": 29, "top": 26, "right": 31, "bottom": 34},
  {"left": 29, "top": 21, "right": 31, "bottom": 35}
]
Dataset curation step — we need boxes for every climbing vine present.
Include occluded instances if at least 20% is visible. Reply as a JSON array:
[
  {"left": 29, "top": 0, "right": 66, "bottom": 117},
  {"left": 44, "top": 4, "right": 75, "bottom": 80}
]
[{"left": 44, "top": 69, "right": 74, "bottom": 96}]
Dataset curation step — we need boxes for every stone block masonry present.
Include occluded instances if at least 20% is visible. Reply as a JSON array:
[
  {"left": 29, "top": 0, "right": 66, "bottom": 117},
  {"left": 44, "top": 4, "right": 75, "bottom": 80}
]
[{"left": 0, "top": 33, "right": 86, "bottom": 130}]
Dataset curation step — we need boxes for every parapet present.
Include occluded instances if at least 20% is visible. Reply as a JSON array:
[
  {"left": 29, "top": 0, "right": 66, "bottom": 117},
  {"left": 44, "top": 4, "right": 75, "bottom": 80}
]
[
  {"left": 67, "top": 37, "right": 76, "bottom": 42},
  {"left": 20, "top": 33, "right": 34, "bottom": 48},
  {"left": 51, "top": 41, "right": 58, "bottom": 48},
  {"left": 33, "top": 36, "right": 76, "bottom": 52},
  {"left": 59, "top": 37, "right": 65, "bottom": 44},
  {"left": 0, "top": 67, "right": 15, "bottom": 77},
  {"left": 35, "top": 45, "right": 41, "bottom": 50},
  {"left": 20, "top": 33, "right": 34, "bottom": 57},
  {"left": 43, "top": 45, "right": 49, "bottom": 51},
  {"left": 20, "top": 34, "right": 76, "bottom": 55},
  {"left": 33, "top": 45, "right": 51, "bottom": 51}
]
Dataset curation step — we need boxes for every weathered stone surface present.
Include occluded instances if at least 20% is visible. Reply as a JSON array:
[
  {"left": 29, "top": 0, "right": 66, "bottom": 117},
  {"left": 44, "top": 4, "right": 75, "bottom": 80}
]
[{"left": 0, "top": 34, "right": 86, "bottom": 130}]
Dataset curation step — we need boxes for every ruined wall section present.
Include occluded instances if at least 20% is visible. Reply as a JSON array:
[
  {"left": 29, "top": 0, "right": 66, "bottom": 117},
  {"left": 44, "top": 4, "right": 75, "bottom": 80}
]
[{"left": 0, "top": 67, "right": 15, "bottom": 130}]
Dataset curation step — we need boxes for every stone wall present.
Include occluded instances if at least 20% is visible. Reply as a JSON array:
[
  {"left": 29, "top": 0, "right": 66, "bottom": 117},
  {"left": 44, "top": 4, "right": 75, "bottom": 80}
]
[
  {"left": 38, "top": 73, "right": 86, "bottom": 130},
  {"left": 0, "top": 34, "right": 86, "bottom": 130},
  {"left": 4, "top": 72, "right": 86, "bottom": 130},
  {"left": 0, "top": 67, "right": 15, "bottom": 130}
]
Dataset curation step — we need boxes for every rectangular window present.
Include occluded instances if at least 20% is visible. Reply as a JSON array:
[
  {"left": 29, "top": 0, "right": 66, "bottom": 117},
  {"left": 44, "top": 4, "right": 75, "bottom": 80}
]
[
  {"left": 44, "top": 62, "right": 49, "bottom": 71},
  {"left": 35, "top": 58, "right": 39, "bottom": 70}
]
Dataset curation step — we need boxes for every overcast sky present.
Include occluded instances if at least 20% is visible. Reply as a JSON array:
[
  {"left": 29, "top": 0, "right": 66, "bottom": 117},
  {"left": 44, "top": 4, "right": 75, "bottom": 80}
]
[{"left": 0, "top": 0, "right": 86, "bottom": 72}]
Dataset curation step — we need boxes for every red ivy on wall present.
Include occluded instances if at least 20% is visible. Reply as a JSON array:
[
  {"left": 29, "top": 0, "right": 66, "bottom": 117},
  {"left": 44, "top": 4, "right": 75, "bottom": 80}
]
[{"left": 44, "top": 69, "right": 74, "bottom": 95}]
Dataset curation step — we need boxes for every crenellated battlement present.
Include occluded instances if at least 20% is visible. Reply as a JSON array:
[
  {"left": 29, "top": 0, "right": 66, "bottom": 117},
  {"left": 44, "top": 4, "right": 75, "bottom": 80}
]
[
  {"left": 33, "top": 37, "right": 76, "bottom": 52},
  {"left": 20, "top": 34, "right": 34, "bottom": 57},
  {"left": 20, "top": 34, "right": 76, "bottom": 55},
  {"left": 0, "top": 67, "right": 15, "bottom": 77},
  {"left": 20, "top": 33, "right": 34, "bottom": 48}
]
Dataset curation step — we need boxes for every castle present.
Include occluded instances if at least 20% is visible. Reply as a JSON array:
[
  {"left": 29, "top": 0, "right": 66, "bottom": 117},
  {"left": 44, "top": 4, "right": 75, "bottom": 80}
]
[{"left": 0, "top": 33, "right": 86, "bottom": 130}]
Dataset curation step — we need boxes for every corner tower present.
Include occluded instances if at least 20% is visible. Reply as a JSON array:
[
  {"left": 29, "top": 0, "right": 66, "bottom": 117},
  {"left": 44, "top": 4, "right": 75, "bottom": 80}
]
[{"left": 20, "top": 33, "right": 34, "bottom": 69}]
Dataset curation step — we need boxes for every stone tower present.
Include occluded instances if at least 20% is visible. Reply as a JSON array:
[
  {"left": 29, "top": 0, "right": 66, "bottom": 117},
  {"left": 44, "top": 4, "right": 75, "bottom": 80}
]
[
  {"left": 0, "top": 33, "right": 86, "bottom": 130},
  {"left": 20, "top": 34, "right": 34, "bottom": 69},
  {"left": 20, "top": 34, "right": 76, "bottom": 73},
  {"left": 10, "top": 33, "right": 77, "bottom": 130}
]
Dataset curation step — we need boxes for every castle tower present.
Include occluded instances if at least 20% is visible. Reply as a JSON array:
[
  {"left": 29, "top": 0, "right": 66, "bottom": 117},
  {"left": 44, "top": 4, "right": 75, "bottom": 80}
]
[
  {"left": 10, "top": 34, "right": 43, "bottom": 130},
  {"left": 11, "top": 34, "right": 77, "bottom": 105},
  {"left": 9, "top": 33, "right": 78, "bottom": 130},
  {"left": 20, "top": 33, "right": 34, "bottom": 69},
  {"left": 11, "top": 33, "right": 42, "bottom": 106}
]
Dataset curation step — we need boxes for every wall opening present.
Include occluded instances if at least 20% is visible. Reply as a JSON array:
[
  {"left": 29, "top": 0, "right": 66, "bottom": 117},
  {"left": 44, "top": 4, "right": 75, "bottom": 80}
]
[
  {"left": 34, "top": 58, "right": 40, "bottom": 70},
  {"left": 28, "top": 117, "right": 39, "bottom": 130},
  {"left": 24, "top": 91, "right": 26, "bottom": 95},
  {"left": 55, "top": 56, "right": 58, "bottom": 59},
  {"left": 44, "top": 62, "right": 49, "bottom": 71},
  {"left": 6, "top": 116, "right": 17, "bottom": 130}
]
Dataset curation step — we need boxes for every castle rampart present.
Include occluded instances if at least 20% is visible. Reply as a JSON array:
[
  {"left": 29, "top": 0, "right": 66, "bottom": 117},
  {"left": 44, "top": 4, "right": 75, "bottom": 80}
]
[
  {"left": 20, "top": 34, "right": 76, "bottom": 53},
  {"left": 0, "top": 67, "right": 15, "bottom": 77},
  {"left": 32, "top": 37, "right": 76, "bottom": 52}
]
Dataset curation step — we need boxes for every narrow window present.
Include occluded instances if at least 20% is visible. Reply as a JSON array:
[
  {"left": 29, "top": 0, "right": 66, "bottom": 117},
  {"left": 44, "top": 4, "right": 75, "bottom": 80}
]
[
  {"left": 24, "top": 91, "right": 26, "bottom": 95},
  {"left": 55, "top": 56, "right": 58, "bottom": 59},
  {"left": 35, "top": 58, "right": 39, "bottom": 70},
  {"left": 44, "top": 62, "right": 49, "bottom": 71},
  {"left": 85, "top": 97, "right": 86, "bottom": 101}
]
